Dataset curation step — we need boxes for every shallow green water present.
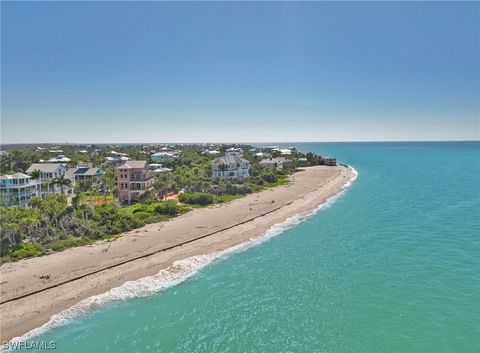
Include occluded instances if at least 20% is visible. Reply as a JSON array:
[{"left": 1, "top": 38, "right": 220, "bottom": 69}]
[{"left": 11, "top": 142, "right": 480, "bottom": 352}]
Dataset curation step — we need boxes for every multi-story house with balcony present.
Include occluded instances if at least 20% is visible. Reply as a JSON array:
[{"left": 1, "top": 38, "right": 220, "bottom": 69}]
[
  {"left": 66, "top": 165, "right": 104, "bottom": 191},
  {"left": 116, "top": 160, "right": 154, "bottom": 205},
  {"left": 211, "top": 153, "right": 250, "bottom": 179},
  {"left": 25, "top": 163, "right": 74, "bottom": 196},
  {"left": 0, "top": 173, "right": 39, "bottom": 207}
]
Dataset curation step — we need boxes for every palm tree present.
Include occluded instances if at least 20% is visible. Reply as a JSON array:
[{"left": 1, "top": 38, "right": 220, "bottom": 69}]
[
  {"left": 154, "top": 179, "right": 169, "bottom": 200},
  {"left": 29, "top": 169, "right": 42, "bottom": 180},
  {"left": 28, "top": 169, "right": 47, "bottom": 196},
  {"left": 52, "top": 175, "right": 72, "bottom": 195}
]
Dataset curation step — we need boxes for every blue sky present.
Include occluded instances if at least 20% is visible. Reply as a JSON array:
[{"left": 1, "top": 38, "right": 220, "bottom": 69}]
[{"left": 1, "top": 1, "right": 479, "bottom": 143}]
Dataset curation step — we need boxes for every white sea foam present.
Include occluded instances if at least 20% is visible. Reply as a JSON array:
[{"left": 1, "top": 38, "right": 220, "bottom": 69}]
[{"left": 8, "top": 166, "right": 358, "bottom": 346}]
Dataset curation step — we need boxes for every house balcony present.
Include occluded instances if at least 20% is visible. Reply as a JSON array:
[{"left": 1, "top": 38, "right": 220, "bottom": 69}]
[
  {"left": 1, "top": 190, "right": 36, "bottom": 198},
  {"left": 129, "top": 184, "right": 149, "bottom": 191},
  {"left": 129, "top": 174, "right": 152, "bottom": 181}
]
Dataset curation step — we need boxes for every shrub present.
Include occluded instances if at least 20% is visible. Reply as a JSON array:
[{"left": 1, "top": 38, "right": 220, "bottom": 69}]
[
  {"left": 179, "top": 192, "right": 214, "bottom": 206},
  {"left": 10, "top": 242, "right": 44, "bottom": 260},
  {"left": 48, "top": 238, "right": 92, "bottom": 252},
  {"left": 154, "top": 200, "right": 181, "bottom": 216},
  {"left": 131, "top": 211, "right": 165, "bottom": 224},
  {"left": 261, "top": 172, "right": 277, "bottom": 183}
]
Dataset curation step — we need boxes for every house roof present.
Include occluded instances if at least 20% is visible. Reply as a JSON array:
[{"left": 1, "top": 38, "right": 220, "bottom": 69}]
[
  {"left": 152, "top": 167, "right": 172, "bottom": 173},
  {"left": 259, "top": 157, "right": 291, "bottom": 165},
  {"left": 212, "top": 155, "right": 248, "bottom": 165},
  {"left": 116, "top": 160, "right": 147, "bottom": 169},
  {"left": 0, "top": 173, "right": 31, "bottom": 180},
  {"left": 83, "top": 168, "right": 102, "bottom": 176},
  {"left": 26, "top": 163, "right": 65, "bottom": 174},
  {"left": 106, "top": 156, "right": 130, "bottom": 161},
  {"left": 47, "top": 155, "right": 71, "bottom": 162},
  {"left": 66, "top": 167, "right": 102, "bottom": 178}
]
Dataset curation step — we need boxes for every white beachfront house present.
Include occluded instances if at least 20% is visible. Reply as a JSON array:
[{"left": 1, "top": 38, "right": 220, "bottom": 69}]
[
  {"left": 211, "top": 154, "right": 250, "bottom": 179},
  {"left": 25, "top": 163, "right": 74, "bottom": 196},
  {"left": 151, "top": 152, "right": 176, "bottom": 163},
  {"left": 272, "top": 148, "right": 293, "bottom": 155},
  {"left": 0, "top": 173, "right": 39, "bottom": 207}
]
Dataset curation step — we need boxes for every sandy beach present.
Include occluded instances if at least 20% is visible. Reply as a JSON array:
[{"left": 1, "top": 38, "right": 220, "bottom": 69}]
[{"left": 0, "top": 165, "right": 355, "bottom": 341}]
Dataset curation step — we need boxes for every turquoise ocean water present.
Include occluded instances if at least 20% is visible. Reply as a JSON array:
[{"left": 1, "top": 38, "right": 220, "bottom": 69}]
[{"left": 10, "top": 142, "right": 480, "bottom": 353}]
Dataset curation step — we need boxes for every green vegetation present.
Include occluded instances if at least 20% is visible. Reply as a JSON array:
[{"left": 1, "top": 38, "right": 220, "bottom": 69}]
[
  {"left": 179, "top": 192, "right": 214, "bottom": 205},
  {"left": 0, "top": 143, "right": 328, "bottom": 263},
  {"left": 0, "top": 195, "right": 189, "bottom": 262},
  {"left": 52, "top": 175, "right": 72, "bottom": 194},
  {"left": 264, "top": 175, "right": 289, "bottom": 188},
  {"left": 150, "top": 147, "right": 294, "bottom": 203},
  {"left": 124, "top": 200, "right": 190, "bottom": 222},
  {"left": 214, "top": 194, "right": 244, "bottom": 203},
  {"left": 49, "top": 238, "right": 93, "bottom": 252},
  {"left": 179, "top": 192, "right": 247, "bottom": 206},
  {"left": 10, "top": 242, "right": 45, "bottom": 260}
]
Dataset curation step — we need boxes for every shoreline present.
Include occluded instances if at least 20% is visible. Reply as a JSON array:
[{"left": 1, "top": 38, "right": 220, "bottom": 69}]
[{"left": 0, "top": 165, "right": 356, "bottom": 342}]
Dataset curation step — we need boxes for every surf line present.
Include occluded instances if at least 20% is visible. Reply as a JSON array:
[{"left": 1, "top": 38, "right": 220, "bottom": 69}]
[{"left": 0, "top": 167, "right": 348, "bottom": 305}]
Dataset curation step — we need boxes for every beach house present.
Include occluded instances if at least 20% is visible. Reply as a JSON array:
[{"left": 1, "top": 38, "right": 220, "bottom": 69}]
[
  {"left": 66, "top": 166, "right": 103, "bottom": 181},
  {"left": 151, "top": 152, "right": 176, "bottom": 163},
  {"left": 116, "top": 160, "right": 154, "bottom": 204},
  {"left": 298, "top": 157, "right": 308, "bottom": 165},
  {"left": 324, "top": 157, "right": 337, "bottom": 166},
  {"left": 225, "top": 147, "right": 243, "bottom": 156},
  {"left": 66, "top": 166, "right": 103, "bottom": 190},
  {"left": 25, "top": 163, "right": 74, "bottom": 196},
  {"left": 0, "top": 173, "right": 38, "bottom": 207},
  {"left": 147, "top": 164, "right": 172, "bottom": 174},
  {"left": 105, "top": 154, "right": 130, "bottom": 167},
  {"left": 211, "top": 154, "right": 250, "bottom": 179},
  {"left": 259, "top": 157, "right": 293, "bottom": 171},
  {"left": 47, "top": 155, "right": 72, "bottom": 163}
]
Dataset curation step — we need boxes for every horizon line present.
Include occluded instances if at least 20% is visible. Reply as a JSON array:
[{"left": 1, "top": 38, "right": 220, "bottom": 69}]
[{"left": 1, "top": 139, "right": 479, "bottom": 147}]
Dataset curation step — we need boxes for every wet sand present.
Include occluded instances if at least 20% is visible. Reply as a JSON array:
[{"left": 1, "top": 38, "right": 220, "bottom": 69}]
[{"left": 0, "top": 165, "right": 355, "bottom": 341}]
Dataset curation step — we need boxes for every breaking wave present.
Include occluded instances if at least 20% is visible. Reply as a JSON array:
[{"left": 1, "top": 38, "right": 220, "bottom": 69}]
[{"left": 7, "top": 166, "right": 358, "bottom": 346}]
